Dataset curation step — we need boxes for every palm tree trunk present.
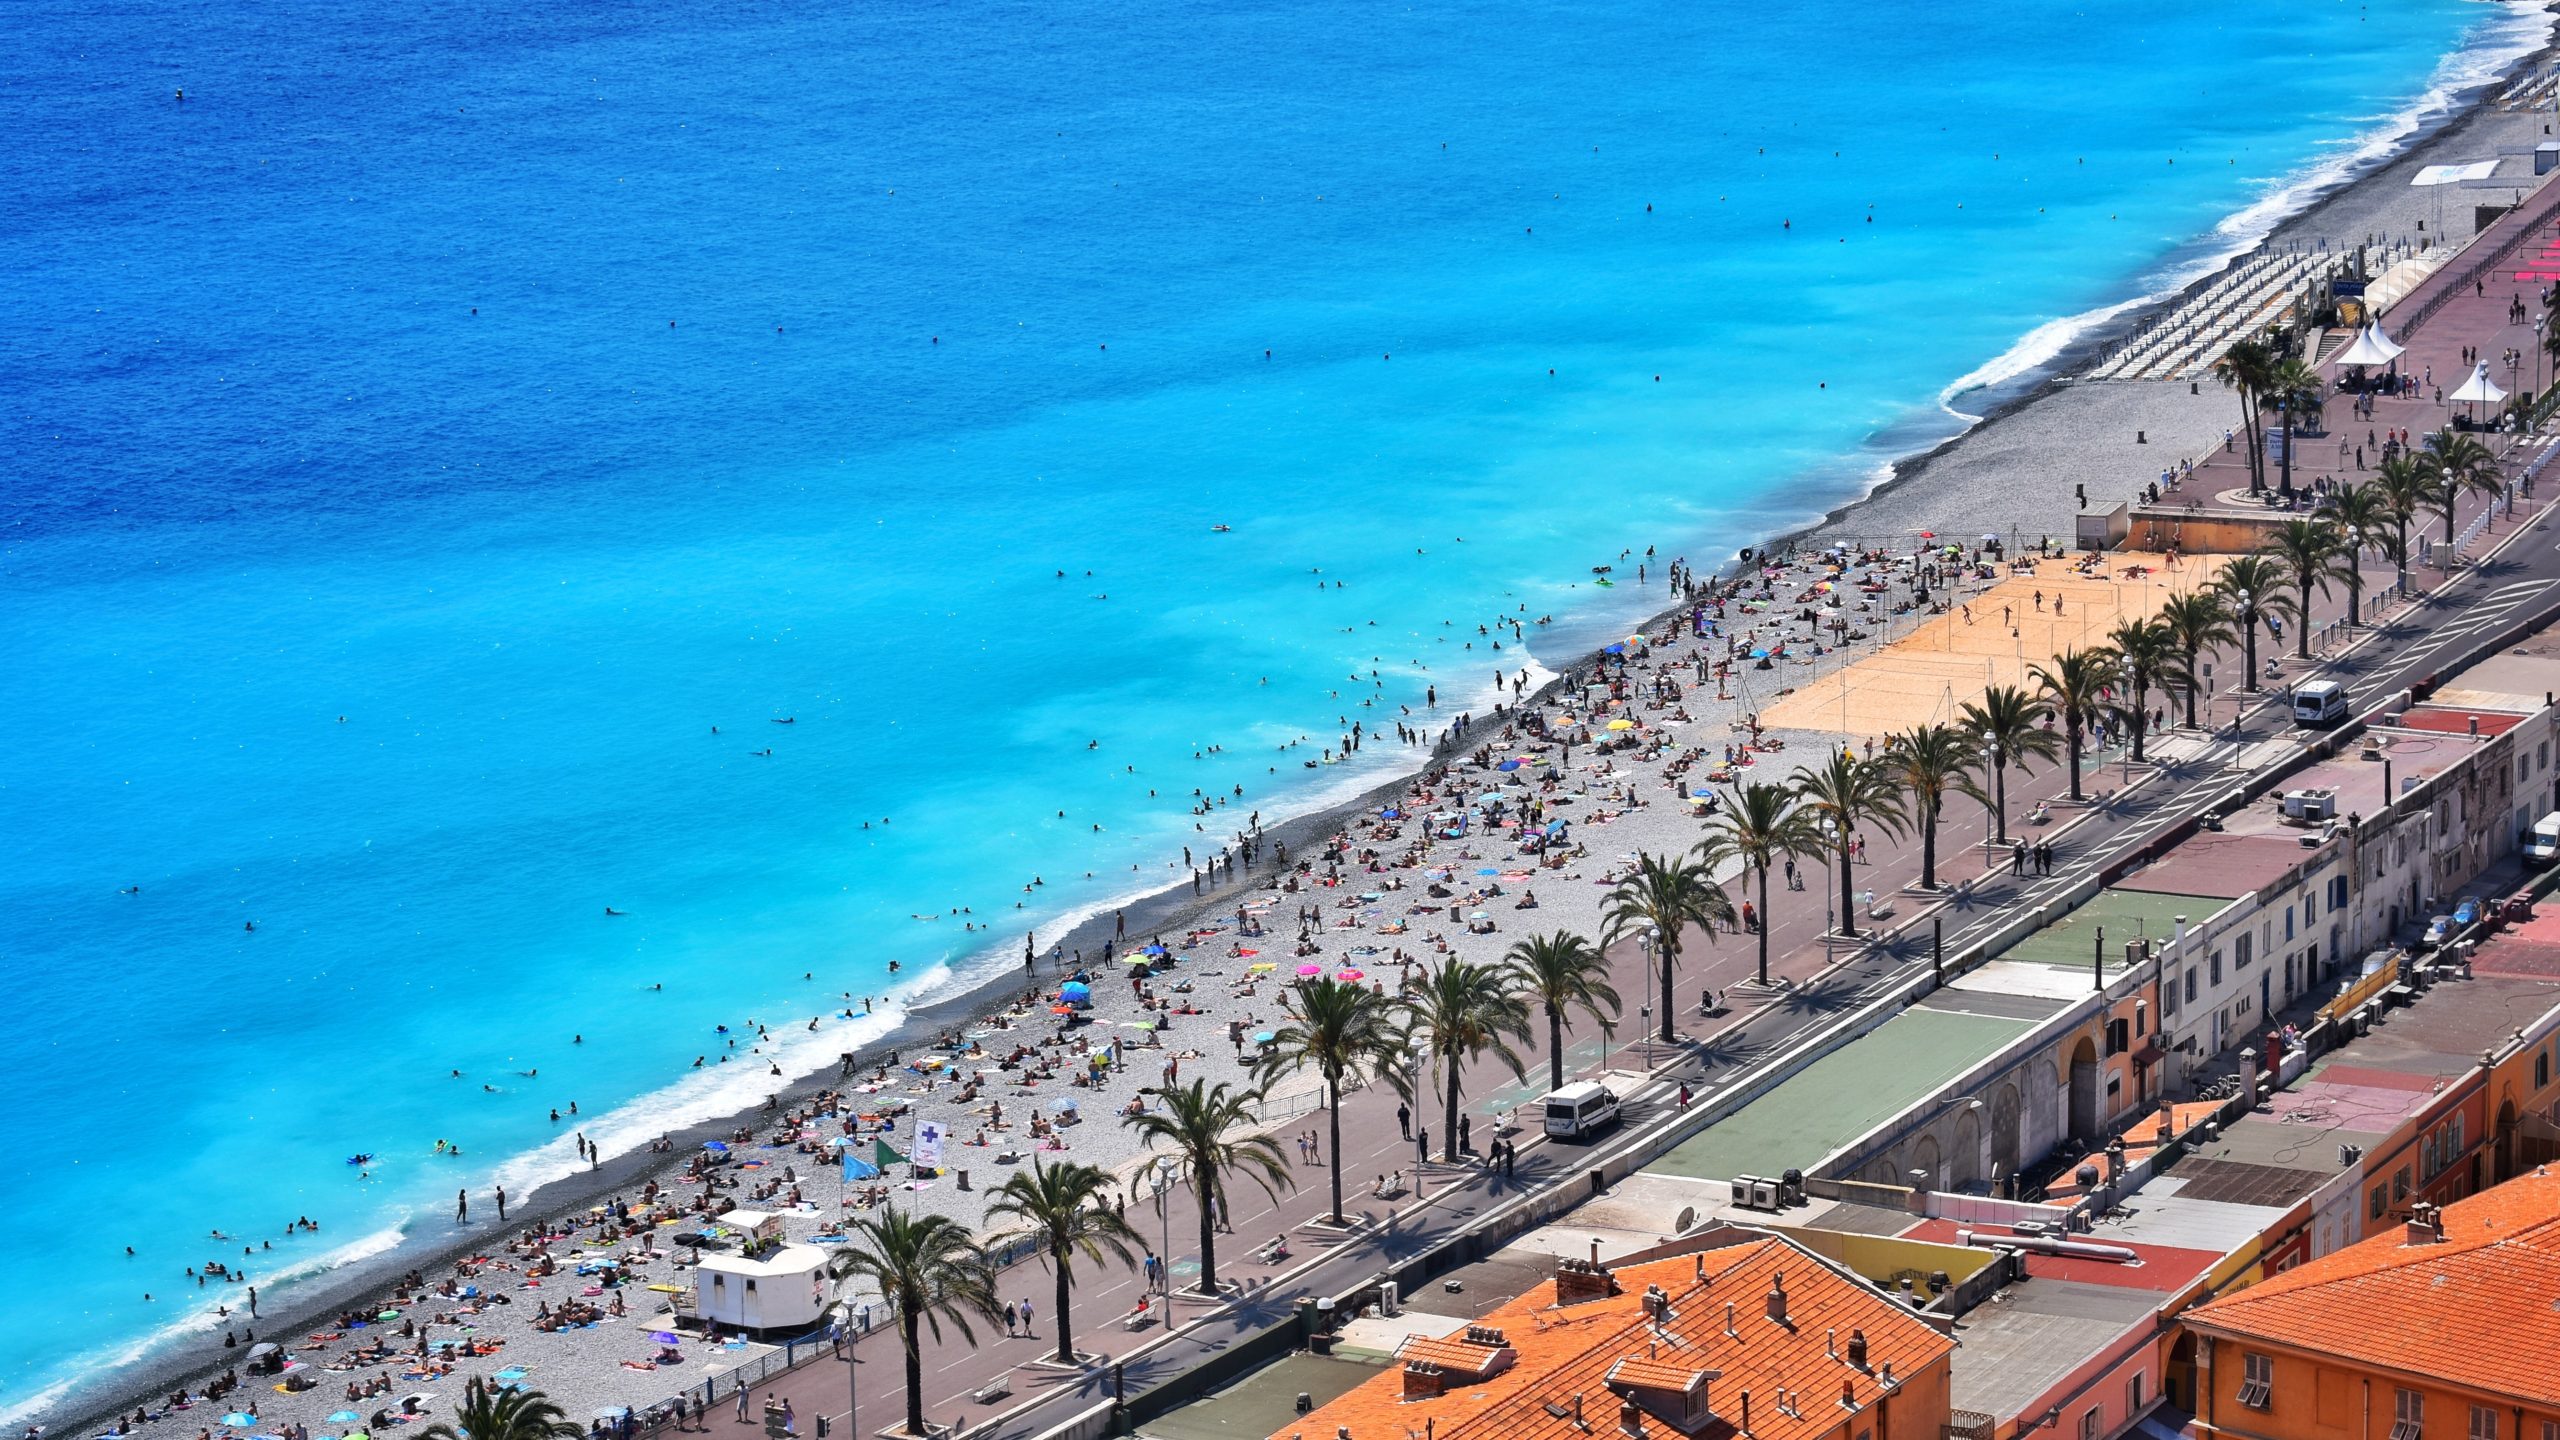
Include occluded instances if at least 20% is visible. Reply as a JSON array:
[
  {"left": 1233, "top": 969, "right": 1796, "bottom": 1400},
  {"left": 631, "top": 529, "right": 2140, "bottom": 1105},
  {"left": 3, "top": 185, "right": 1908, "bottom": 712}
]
[
  {"left": 1992, "top": 757, "right": 2009, "bottom": 844},
  {"left": 2130, "top": 683, "right": 2147, "bottom": 764},
  {"left": 2348, "top": 574, "right": 2363, "bottom": 628},
  {"left": 2296, "top": 581, "right": 2313, "bottom": 658},
  {"left": 902, "top": 1310, "right": 926, "bottom": 1436},
  {"left": 1053, "top": 1246, "right": 1075, "bottom": 1365},
  {"left": 2066, "top": 722, "right": 2085, "bottom": 801},
  {"left": 1754, "top": 864, "right": 1772, "bottom": 986},
  {"left": 1443, "top": 1062, "right": 1462, "bottom": 1161},
  {"left": 1836, "top": 836, "right": 1857, "bottom": 939},
  {"left": 1195, "top": 1179, "right": 1220, "bottom": 1293},
  {"left": 1327, "top": 1075, "right": 1346, "bottom": 1225},
  {"left": 1920, "top": 794, "right": 1939, "bottom": 890},
  {"left": 1546, "top": 1005, "right": 1566, "bottom": 1093},
  {"left": 2243, "top": 621, "right": 2260, "bottom": 693},
  {"left": 2183, "top": 657, "right": 2199, "bottom": 729},
  {"left": 2280, "top": 410, "right": 2295, "bottom": 491}
]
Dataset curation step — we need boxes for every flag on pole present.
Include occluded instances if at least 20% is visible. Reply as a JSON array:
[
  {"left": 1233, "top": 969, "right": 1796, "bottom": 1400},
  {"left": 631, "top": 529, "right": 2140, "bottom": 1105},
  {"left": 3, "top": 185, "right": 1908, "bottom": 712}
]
[
  {"left": 913, "top": 1121, "right": 946, "bottom": 1169},
  {"left": 840, "top": 1151, "right": 879, "bottom": 1181},
  {"left": 873, "top": 1138, "right": 908, "bottom": 1170}
]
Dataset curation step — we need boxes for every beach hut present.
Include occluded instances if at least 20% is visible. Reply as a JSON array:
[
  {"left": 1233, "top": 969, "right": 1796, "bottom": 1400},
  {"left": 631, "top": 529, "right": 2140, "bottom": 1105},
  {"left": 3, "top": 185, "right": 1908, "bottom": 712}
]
[{"left": 685, "top": 1243, "right": 830, "bottom": 1332}]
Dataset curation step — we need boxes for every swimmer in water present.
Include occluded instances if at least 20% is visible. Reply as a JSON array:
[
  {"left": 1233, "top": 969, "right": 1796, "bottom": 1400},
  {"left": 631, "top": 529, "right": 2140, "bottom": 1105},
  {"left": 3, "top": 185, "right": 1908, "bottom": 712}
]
[{"left": 605, "top": 907, "right": 626, "bottom": 916}]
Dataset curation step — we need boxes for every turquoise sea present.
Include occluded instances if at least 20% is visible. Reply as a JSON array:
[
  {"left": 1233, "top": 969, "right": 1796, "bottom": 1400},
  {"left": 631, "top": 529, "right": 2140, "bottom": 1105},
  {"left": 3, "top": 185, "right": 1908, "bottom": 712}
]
[{"left": 0, "top": 0, "right": 2538, "bottom": 1415}]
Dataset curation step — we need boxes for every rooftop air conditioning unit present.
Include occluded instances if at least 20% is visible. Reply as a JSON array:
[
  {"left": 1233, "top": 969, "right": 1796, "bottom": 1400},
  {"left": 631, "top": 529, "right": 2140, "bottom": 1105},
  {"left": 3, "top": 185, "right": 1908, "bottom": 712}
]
[
  {"left": 1379, "top": 1282, "right": 1400, "bottom": 1317},
  {"left": 1750, "top": 1178, "right": 1780, "bottom": 1210}
]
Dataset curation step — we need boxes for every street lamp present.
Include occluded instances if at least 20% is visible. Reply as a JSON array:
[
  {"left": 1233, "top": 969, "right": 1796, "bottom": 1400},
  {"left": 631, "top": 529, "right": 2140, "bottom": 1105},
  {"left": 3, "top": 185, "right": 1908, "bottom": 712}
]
[
  {"left": 1635, "top": 928, "right": 1657, "bottom": 1070},
  {"left": 1143, "top": 1155, "right": 1176, "bottom": 1296}
]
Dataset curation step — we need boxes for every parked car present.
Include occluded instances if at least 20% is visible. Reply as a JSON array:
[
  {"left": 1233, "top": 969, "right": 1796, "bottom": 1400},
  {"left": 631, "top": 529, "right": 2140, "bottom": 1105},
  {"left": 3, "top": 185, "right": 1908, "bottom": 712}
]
[
  {"left": 2419, "top": 915, "right": 2455, "bottom": 951},
  {"left": 2453, "top": 896, "right": 2482, "bottom": 929}
]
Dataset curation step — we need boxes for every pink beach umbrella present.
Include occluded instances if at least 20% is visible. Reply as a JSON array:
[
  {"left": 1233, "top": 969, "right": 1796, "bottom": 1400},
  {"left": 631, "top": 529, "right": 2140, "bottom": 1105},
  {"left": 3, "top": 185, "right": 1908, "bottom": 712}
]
[
  {"left": 1336, "top": 969, "right": 1366, "bottom": 982},
  {"left": 1295, "top": 963, "right": 1323, "bottom": 977}
]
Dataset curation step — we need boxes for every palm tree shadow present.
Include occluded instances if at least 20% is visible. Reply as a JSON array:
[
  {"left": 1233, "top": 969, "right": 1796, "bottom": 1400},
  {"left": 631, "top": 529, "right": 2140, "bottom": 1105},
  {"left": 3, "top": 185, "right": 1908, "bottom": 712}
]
[
  {"left": 1771, "top": 977, "right": 1864, "bottom": 1018},
  {"left": 1686, "top": 1029, "right": 1776, "bottom": 1072}
]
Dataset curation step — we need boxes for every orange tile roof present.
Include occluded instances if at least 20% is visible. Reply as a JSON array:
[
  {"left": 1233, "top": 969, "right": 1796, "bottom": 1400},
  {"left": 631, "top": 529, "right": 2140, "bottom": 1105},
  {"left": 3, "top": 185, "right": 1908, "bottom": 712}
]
[
  {"left": 1275, "top": 1239, "right": 1953, "bottom": 1440},
  {"left": 2185, "top": 1166, "right": 2560, "bottom": 1405},
  {"left": 1400, "top": 1334, "right": 1510, "bottom": 1377}
]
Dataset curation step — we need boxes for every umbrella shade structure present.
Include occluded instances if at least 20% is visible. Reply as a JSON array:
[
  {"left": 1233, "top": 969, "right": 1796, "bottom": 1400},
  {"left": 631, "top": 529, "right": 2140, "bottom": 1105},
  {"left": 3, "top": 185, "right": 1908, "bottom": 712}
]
[
  {"left": 1142, "top": 944, "right": 1167, "bottom": 956},
  {"left": 1254, "top": 1031, "right": 1276, "bottom": 1044},
  {"left": 1247, "top": 962, "right": 1277, "bottom": 973},
  {"left": 1295, "top": 963, "right": 1323, "bottom": 976},
  {"left": 328, "top": 1415, "right": 362, "bottom": 1425},
  {"left": 648, "top": 1331, "right": 681, "bottom": 1345},
  {"left": 222, "top": 1416, "right": 260, "bottom": 1428},
  {"left": 1606, "top": 718, "right": 1636, "bottom": 731},
  {"left": 1058, "top": 981, "right": 1092, "bottom": 1004},
  {"left": 702, "top": 1140, "right": 729, "bottom": 1153},
  {"left": 1049, "top": 1097, "right": 1081, "bottom": 1112},
  {"left": 1336, "top": 969, "right": 1366, "bottom": 982},
  {"left": 1496, "top": 759, "right": 1526, "bottom": 771},
  {"left": 1121, "top": 954, "right": 1152, "bottom": 966}
]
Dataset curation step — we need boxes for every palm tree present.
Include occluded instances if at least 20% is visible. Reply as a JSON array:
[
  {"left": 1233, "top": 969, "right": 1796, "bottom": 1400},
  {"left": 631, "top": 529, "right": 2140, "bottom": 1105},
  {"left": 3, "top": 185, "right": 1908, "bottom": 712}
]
[
  {"left": 2267, "top": 358, "right": 2326, "bottom": 493},
  {"left": 1122, "top": 1078, "right": 1292, "bottom": 1295},
  {"left": 2214, "top": 553, "right": 2298, "bottom": 692},
  {"left": 1959, "top": 684, "right": 2060, "bottom": 843},
  {"left": 2327, "top": 480, "right": 2394, "bottom": 627},
  {"left": 1504, "top": 931, "right": 1618, "bottom": 1093},
  {"left": 2156, "top": 590, "right": 2233, "bottom": 729},
  {"left": 1695, "top": 781, "right": 1822, "bottom": 985},
  {"left": 1880, "top": 725, "right": 1985, "bottom": 891},
  {"left": 418, "top": 1380, "right": 581, "bottom": 1440},
  {"left": 1256, "top": 978, "right": 1409, "bottom": 1224},
  {"left": 1408, "top": 957, "right": 1533, "bottom": 1161},
  {"left": 2420, "top": 427, "right": 2500, "bottom": 547},
  {"left": 2029, "top": 645, "right": 2121, "bottom": 801},
  {"left": 1603, "top": 851, "right": 1733, "bottom": 1041},
  {"left": 2262, "top": 518, "right": 2350, "bottom": 660},
  {"left": 1789, "top": 747, "right": 1909, "bottom": 938},
  {"left": 2105, "top": 617, "right": 2181, "bottom": 764},
  {"left": 2372, "top": 453, "right": 2430, "bottom": 593},
  {"left": 986, "top": 1157, "right": 1142, "bottom": 1366},
  {"left": 2214, "top": 336, "right": 2278, "bottom": 493},
  {"left": 827, "top": 1210, "right": 1002, "bottom": 1437}
]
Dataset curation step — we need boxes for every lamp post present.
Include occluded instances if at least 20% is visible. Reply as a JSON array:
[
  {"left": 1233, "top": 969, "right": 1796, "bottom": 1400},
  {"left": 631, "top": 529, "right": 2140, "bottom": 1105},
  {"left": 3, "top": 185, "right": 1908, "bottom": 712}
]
[
  {"left": 1636, "top": 928, "right": 1658, "bottom": 1070},
  {"left": 1145, "top": 1155, "right": 1175, "bottom": 1296}
]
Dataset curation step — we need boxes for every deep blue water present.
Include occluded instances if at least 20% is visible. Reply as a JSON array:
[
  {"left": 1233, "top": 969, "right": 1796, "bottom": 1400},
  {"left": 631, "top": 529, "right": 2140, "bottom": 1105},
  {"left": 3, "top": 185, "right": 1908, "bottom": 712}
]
[{"left": 0, "top": 0, "right": 2536, "bottom": 1414}]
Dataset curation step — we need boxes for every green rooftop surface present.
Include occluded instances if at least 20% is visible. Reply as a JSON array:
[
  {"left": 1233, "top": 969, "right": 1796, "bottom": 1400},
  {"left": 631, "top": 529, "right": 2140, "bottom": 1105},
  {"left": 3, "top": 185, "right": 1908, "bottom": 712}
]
[
  {"left": 1991, "top": 887, "right": 2222, "bottom": 970},
  {"left": 1136, "top": 1351, "right": 1387, "bottom": 1440},
  {"left": 1645, "top": 1003, "right": 2035, "bottom": 1181}
]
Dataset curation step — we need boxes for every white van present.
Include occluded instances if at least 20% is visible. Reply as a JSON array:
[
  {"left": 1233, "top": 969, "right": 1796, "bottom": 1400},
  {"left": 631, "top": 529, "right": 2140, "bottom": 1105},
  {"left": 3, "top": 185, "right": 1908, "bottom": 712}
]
[
  {"left": 2527, "top": 813, "right": 2560, "bottom": 868},
  {"left": 2293, "top": 680, "right": 2349, "bottom": 729},
  {"left": 1542, "top": 1081, "right": 1621, "bottom": 1142}
]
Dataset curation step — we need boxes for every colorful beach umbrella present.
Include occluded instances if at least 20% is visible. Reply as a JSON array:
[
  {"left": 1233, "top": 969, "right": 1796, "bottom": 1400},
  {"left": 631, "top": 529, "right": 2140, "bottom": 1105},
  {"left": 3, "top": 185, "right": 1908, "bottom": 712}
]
[
  {"left": 1336, "top": 969, "right": 1365, "bottom": 982},
  {"left": 1295, "top": 963, "right": 1323, "bottom": 976},
  {"left": 222, "top": 1416, "right": 258, "bottom": 1428}
]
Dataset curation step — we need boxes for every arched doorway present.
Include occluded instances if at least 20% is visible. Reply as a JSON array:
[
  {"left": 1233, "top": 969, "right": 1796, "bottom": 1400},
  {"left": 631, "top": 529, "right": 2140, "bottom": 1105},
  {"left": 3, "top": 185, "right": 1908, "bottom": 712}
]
[
  {"left": 1951, "top": 1107, "right": 1985, "bottom": 1190},
  {"left": 1911, "top": 1136, "right": 1944, "bottom": 1192},
  {"left": 2068, "top": 1037, "right": 2100, "bottom": 1142},
  {"left": 1991, "top": 1083, "right": 2022, "bottom": 1181},
  {"left": 2498, "top": 1099, "right": 2520, "bottom": 1183}
]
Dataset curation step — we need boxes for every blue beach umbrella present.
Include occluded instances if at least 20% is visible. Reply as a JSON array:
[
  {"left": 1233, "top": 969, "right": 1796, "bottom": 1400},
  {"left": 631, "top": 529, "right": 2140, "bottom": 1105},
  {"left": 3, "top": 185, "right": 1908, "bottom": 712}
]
[
  {"left": 328, "top": 1414, "right": 363, "bottom": 1425},
  {"left": 221, "top": 1416, "right": 258, "bottom": 1428},
  {"left": 702, "top": 1140, "right": 728, "bottom": 1153}
]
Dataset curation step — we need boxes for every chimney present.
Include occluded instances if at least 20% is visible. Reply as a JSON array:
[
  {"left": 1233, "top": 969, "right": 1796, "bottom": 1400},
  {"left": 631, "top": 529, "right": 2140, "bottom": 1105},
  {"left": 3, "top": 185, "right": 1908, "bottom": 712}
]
[
  {"left": 1620, "top": 1398, "right": 1647, "bottom": 1438},
  {"left": 1765, "top": 1271, "right": 1790, "bottom": 1326},
  {"left": 1841, "top": 1381, "right": 1858, "bottom": 1411},
  {"left": 1724, "top": 1301, "right": 1738, "bottom": 1337},
  {"left": 1881, "top": 1363, "right": 1897, "bottom": 1387},
  {"left": 1846, "top": 1328, "right": 1870, "bottom": 1370},
  {"left": 1573, "top": 1394, "right": 1585, "bottom": 1426},
  {"left": 1826, "top": 1327, "right": 1838, "bottom": 1359},
  {"left": 2405, "top": 1202, "right": 2445, "bottom": 1245},
  {"left": 1740, "top": 1391, "right": 1753, "bottom": 1436}
]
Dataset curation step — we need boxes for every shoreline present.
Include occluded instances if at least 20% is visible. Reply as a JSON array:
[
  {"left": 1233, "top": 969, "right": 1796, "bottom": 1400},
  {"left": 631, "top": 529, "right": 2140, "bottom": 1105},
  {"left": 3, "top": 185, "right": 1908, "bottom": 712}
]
[{"left": 42, "top": 11, "right": 2559, "bottom": 1433}]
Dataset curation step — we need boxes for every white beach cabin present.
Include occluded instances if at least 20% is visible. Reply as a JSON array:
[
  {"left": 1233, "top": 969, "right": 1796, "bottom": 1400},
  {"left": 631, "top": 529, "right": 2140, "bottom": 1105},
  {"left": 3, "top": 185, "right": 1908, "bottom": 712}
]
[{"left": 686, "top": 1208, "right": 831, "bottom": 1332}]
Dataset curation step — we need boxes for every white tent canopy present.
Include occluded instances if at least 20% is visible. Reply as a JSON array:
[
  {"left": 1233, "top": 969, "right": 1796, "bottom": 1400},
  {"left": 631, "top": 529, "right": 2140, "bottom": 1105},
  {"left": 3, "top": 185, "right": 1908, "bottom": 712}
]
[
  {"left": 2449, "top": 364, "right": 2507, "bottom": 405},
  {"left": 2331, "top": 324, "right": 2405, "bottom": 367}
]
